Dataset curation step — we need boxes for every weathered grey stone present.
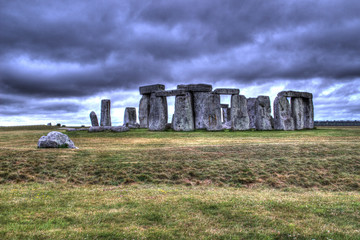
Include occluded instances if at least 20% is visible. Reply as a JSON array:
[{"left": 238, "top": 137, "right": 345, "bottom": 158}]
[
  {"left": 139, "top": 95, "right": 150, "bottom": 128},
  {"left": 303, "top": 98, "right": 314, "bottom": 129},
  {"left": 213, "top": 88, "right": 240, "bottom": 95},
  {"left": 255, "top": 96, "right": 273, "bottom": 130},
  {"left": 173, "top": 92, "right": 194, "bottom": 131},
  {"left": 177, "top": 84, "right": 212, "bottom": 92},
  {"left": 220, "top": 104, "right": 229, "bottom": 108},
  {"left": 222, "top": 107, "right": 231, "bottom": 124},
  {"left": 47, "top": 122, "right": 52, "bottom": 126},
  {"left": 65, "top": 128, "right": 88, "bottom": 132},
  {"left": 148, "top": 93, "right": 168, "bottom": 131},
  {"left": 278, "top": 91, "right": 312, "bottom": 99},
  {"left": 88, "top": 126, "right": 129, "bottom": 132},
  {"left": 124, "top": 107, "right": 137, "bottom": 125},
  {"left": 90, "top": 111, "right": 99, "bottom": 126},
  {"left": 155, "top": 90, "right": 186, "bottom": 97},
  {"left": 38, "top": 131, "right": 77, "bottom": 149},
  {"left": 231, "top": 95, "right": 250, "bottom": 130},
  {"left": 247, "top": 98, "right": 257, "bottom": 129},
  {"left": 291, "top": 97, "right": 305, "bottom": 130},
  {"left": 193, "top": 92, "right": 211, "bottom": 129},
  {"left": 100, "top": 99, "right": 111, "bottom": 126},
  {"left": 139, "top": 84, "right": 165, "bottom": 95},
  {"left": 124, "top": 123, "right": 140, "bottom": 129},
  {"left": 205, "top": 93, "right": 222, "bottom": 131},
  {"left": 273, "top": 96, "right": 294, "bottom": 130}
]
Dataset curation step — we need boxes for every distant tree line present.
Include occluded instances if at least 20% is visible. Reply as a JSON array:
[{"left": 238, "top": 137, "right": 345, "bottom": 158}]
[{"left": 315, "top": 120, "right": 360, "bottom": 126}]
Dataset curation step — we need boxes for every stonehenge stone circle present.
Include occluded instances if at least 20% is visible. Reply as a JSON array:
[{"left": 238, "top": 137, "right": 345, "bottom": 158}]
[
  {"left": 89, "top": 111, "right": 99, "bottom": 126},
  {"left": 100, "top": 99, "right": 111, "bottom": 126},
  {"left": 90, "top": 84, "right": 314, "bottom": 133},
  {"left": 124, "top": 107, "right": 137, "bottom": 125},
  {"left": 231, "top": 95, "right": 250, "bottom": 130}
]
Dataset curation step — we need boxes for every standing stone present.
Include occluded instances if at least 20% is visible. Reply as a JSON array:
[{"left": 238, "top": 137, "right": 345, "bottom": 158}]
[
  {"left": 139, "top": 95, "right": 150, "bottom": 128},
  {"left": 148, "top": 93, "right": 168, "bottom": 131},
  {"left": 124, "top": 107, "right": 137, "bottom": 125},
  {"left": 89, "top": 111, "right": 99, "bottom": 127},
  {"left": 173, "top": 92, "right": 194, "bottom": 131},
  {"left": 255, "top": 96, "right": 273, "bottom": 130},
  {"left": 100, "top": 99, "right": 111, "bottom": 126},
  {"left": 291, "top": 97, "right": 305, "bottom": 130},
  {"left": 273, "top": 96, "right": 294, "bottom": 130},
  {"left": 247, "top": 98, "right": 257, "bottom": 129},
  {"left": 205, "top": 93, "right": 222, "bottom": 131},
  {"left": 193, "top": 92, "right": 211, "bottom": 129},
  {"left": 231, "top": 95, "right": 250, "bottom": 130},
  {"left": 303, "top": 98, "right": 314, "bottom": 129}
]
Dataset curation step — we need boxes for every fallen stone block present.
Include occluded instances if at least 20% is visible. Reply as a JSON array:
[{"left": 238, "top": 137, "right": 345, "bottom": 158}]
[
  {"left": 88, "top": 126, "right": 129, "bottom": 132},
  {"left": 38, "top": 131, "right": 78, "bottom": 149}
]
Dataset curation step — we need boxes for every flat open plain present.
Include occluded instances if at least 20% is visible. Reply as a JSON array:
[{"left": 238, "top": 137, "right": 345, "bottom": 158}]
[{"left": 0, "top": 126, "right": 359, "bottom": 239}]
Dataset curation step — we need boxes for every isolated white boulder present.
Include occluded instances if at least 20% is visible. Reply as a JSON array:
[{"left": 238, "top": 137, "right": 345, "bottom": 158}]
[{"left": 38, "top": 131, "right": 78, "bottom": 149}]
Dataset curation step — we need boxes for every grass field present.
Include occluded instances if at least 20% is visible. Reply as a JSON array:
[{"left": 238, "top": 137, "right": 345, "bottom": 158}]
[{"left": 0, "top": 126, "right": 359, "bottom": 239}]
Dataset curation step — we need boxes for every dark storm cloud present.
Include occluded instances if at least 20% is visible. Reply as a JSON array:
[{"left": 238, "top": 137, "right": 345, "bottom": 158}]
[{"left": 0, "top": 0, "right": 360, "bottom": 122}]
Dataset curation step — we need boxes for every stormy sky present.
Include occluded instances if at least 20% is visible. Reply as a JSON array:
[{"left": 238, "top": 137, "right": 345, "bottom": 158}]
[{"left": 1, "top": 0, "right": 360, "bottom": 126}]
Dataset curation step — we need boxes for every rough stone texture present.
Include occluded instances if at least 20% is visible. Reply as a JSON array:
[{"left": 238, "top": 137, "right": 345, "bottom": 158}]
[
  {"left": 148, "top": 93, "right": 168, "bottom": 131},
  {"left": 222, "top": 107, "right": 231, "bottom": 124},
  {"left": 38, "top": 131, "right": 77, "bottom": 149},
  {"left": 255, "top": 96, "right": 273, "bottom": 130},
  {"left": 273, "top": 96, "right": 294, "bottom": 130},
  {"left": 278, "top": 91, "right": 312, "bottom": 99},
  {"left": 65, "top": 128, "right": 88, "bottom": 132},
  {"left": 89, "top": 126, "right": 129, "bottom": 132},
  {"left": 177, "top": 84, "right": 212, "bottom": 92},
  {"left": 303, "top": 98, "right": 314, "bottom": 129},
  {"left": 205, "top": 93, "right": 222, "bottom": 131},
  {"left": 139, "top": 84, "right": 165, "bottom": 95},
  {"left": 193, "top": 92, "right": 211, "bottom": 129},
  {"left": 155, "top": 89, "right": 186, "bottom": 97},
  {"left": 139, "top": 95, "right": 150, "bottom": 128},
  {"left": 124, "top": 107, "right": 137, "bottom": 125},
  {"left": 100, "top": 99, "right": 111, "bottom": 126},
  {"left": 173, "top": 92, "right": 194, "bottom": 131},
  {"left": 90, "top": 111, "right": 99, "bottom": 126},
  {"left": 213, "top": 88, "right": 240, "bottom": 95},
  {"left": 291, "top": 97, "right": 305, "bottom": 130},
  {"left": 124, "top": 123, "right": 140, "bottom": 129},
  {"left": 231, "top": 95, "right": 250, "bottom": 130},
  {"left": 247, "top": 98, "right": 257, "bottom": 129}
]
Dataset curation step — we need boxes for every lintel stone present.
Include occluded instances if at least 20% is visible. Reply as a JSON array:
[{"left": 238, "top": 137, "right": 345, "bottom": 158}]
[
  {"left": 155, "top": 89, "right": 186, "bottom": 97},
  {"left": 139, "top": 84, "right": 165, "bottom": 95},
  {"left": 213, "top": 88, "right": 240, "bottom": 95},
  {"left": 177, "top": 84, "right": 212, "bottom": 92},
  {"left": 278, "top": 91, "right": 312, "bottom": 99}
]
